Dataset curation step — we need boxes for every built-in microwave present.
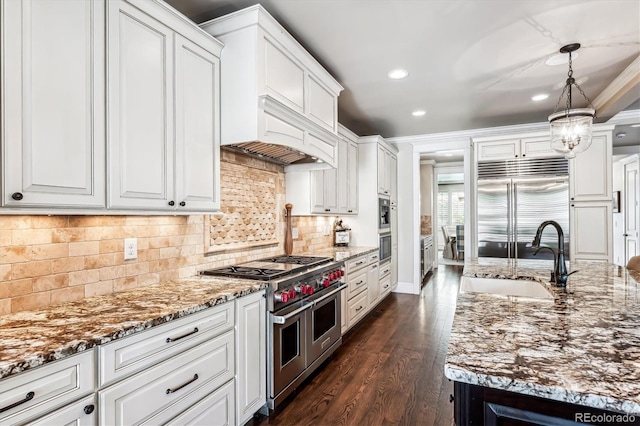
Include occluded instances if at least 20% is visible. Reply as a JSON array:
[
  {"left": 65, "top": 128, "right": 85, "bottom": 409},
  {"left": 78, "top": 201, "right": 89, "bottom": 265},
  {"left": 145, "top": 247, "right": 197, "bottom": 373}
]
[
  {"left": 379, "top": 196, "right": 390, "bottom": 230},
  {"left": 380, "top": 233, "right": 392, "bottom": 263}
]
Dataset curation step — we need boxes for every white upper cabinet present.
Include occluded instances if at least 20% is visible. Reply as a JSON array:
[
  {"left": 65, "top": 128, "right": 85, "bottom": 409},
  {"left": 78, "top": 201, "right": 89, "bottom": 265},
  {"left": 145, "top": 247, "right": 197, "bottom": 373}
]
[
  {"left": 474, "top": 134, "right": 558, "bottom": 162},
  {"left": 200, "top": 5, "right": 343, "bottom": 167},
  {"left": 2, "top": 0, "right": 105, "bottom": 208},
  {"left": 108, "top": 0, "right": 222, "bottom": 212},
  {"left": 377, "top": 144, "right": 396, "bottom": 197},
  {"left": 286, "top": 124, "right": 358, "bottom": 215},
  {"left": 569, "top": 131, "right": 612, "bottom": 202}
]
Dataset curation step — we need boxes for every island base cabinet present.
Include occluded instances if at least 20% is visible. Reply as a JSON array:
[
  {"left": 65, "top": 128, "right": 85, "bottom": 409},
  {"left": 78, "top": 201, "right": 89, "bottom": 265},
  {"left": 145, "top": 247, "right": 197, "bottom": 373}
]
[
  {"left": 453, "top": 382, "right": 639, "bottom": 426},
  {"left": 99, "top": 331, "right": 234, "bottom": 425}
]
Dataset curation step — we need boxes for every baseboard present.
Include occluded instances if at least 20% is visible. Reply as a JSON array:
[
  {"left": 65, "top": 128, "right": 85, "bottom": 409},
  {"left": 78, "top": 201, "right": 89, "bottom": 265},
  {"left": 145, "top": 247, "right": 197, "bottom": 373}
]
[{"left": 392, "top": 281, "right": 419, "bottom": 295}]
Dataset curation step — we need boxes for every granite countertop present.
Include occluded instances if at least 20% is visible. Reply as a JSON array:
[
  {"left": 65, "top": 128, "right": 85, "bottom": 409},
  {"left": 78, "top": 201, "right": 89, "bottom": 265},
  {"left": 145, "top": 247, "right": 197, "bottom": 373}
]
[
  {"left": 308, "top": 246, "right": 378, "bottom": 262},
  {"left": 445, "top": 258, "right": 640, "bottom": 414},
  {"left": 0, "top": 276, "right": 266, "bottom": 379}
]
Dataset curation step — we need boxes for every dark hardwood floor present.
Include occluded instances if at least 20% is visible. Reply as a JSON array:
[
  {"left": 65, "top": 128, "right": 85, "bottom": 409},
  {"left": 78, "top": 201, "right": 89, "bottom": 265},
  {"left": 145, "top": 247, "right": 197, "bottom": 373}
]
[{"left": 254, "top": 264, "right": 463, "bottom": 426}]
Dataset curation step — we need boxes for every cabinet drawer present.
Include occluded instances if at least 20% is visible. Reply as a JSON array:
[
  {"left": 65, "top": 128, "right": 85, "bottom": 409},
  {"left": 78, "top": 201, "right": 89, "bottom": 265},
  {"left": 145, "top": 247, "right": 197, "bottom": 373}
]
[
  {"left": 346, "top": 268, "right": 367, "bottom": 300},
  {"left": 27, "top": 394, "right": 96, "bottom": 426},
  {"left": 379, "top": 261, "right": 391, "bottom": 279},
  {"left": 347, "top": 290, "right": 368, "bottom": 328},
  {"left": 368, "top": 252, "right": 379, "bottom": 265},
  {"left": 346, "top": 255, "right": 368, "bottom": 274},
  {"left": 166, "top": 379, "right": 235, "bottom": 426},
  {"left": 0, "top": 350, "right": 95, "bottom": 425},
  {"left": 99, "top": 330, "right": 234, "bottom": 425},
  {"left": 380, "top": 274, "right": 392, "bottom": 298},
  {"left": 99, "top": 302, "right": 234, "bottom": 386}
]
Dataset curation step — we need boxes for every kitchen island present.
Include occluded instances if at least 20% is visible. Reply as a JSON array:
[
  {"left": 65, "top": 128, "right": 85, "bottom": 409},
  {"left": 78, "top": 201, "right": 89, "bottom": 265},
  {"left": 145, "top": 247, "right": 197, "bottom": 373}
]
[{"left": 445, "top": 258, "right": 640, "bottom": 423}]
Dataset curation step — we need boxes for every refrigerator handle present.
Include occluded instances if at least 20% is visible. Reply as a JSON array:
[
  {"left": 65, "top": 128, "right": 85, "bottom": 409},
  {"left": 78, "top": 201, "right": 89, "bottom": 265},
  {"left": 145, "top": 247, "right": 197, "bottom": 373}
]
[
  {"left": 507, "top": 182, "right": 511, "bottom": 259},
  {"left": 513, "top": 183, "right": 518, "bottom": 259}
]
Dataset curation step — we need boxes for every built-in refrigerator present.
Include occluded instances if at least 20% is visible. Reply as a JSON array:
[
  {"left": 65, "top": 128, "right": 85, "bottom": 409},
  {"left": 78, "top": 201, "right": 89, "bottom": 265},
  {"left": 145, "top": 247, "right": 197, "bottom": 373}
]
[{"left": 476, "top": 158, "right": 569, "bottom": 260}]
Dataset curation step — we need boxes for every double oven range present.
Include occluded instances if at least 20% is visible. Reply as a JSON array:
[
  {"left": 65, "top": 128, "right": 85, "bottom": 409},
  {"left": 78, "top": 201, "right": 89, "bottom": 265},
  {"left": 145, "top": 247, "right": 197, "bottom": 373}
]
[{"left": 201, "top": 255, "right": 346, "bottom": 410}]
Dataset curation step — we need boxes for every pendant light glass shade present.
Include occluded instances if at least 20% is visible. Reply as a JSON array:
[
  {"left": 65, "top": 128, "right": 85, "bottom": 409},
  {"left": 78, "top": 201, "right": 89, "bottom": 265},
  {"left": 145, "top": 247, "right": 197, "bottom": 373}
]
[
  {"left": 548, "top": 108, "right": 595, "bottom": 159},
  {"left": 548, "top": 43, "right": 595, "bottom": 159}
]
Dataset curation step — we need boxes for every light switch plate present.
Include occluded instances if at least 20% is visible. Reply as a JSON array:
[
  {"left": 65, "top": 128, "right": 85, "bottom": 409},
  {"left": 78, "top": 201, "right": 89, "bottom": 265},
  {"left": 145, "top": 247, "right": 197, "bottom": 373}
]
[{"left": 124, "top": 238, "right": 137, "bottom": 260}]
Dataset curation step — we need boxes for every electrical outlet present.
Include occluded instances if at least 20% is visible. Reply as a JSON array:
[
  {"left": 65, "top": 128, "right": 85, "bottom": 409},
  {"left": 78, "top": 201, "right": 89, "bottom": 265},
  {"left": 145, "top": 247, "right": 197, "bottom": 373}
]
[
  {"left": 124, "top": 238, "right": 137, "bottom": 260},
  {"left": 324, "top": 226, "right": 330, "bottom": 236},
  {"left": 292, "top": 228, "right": 299, "bottom": 239}
]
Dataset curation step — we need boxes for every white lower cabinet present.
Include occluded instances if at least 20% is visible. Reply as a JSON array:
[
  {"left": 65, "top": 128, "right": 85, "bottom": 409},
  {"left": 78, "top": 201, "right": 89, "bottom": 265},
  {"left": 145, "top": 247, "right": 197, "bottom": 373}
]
[
  {"left": 27, "top": 394, "right": 97, "bottom": 426},
  {"left": 166, "top": 380, "right": 235, "bottom": 426},
  {"left": 99, "top": 331, "right": 234, "bottom": 425},
  {"left": 347, "top": 290, "right": 369, "bottom": 329},
  {"left": 367, "top": 263, "right": 380, "bottom": 306},
  {"left": 0, "top": 351, "right": 96, "bottom": 425},
  {"left": 235, "top": 290, "right": 266, "bottom": 425}
]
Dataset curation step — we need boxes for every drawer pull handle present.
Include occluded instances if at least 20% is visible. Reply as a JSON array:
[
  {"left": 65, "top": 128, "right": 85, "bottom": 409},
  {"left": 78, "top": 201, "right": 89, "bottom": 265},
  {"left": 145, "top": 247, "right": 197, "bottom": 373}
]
[
  {"left": 355, "top": 280, "right": 364, "bottom": 286},
  {"left": 166, "top": 374, "right": 199, "bottom": 395},
  {"left": 355, "top": 261, "right": 365, "bottom": 266},
  {"left": 166, "top": 327, "right": 199, "bottom": 343},
  {"left": 355, "top": 306, "right": 363, "bottom": 312},
  {"left": 84, "top": 404, "right": 95, "bottom": 415},
  {"left": 0, "top": 391, "right": 35, "bottom": 413}
]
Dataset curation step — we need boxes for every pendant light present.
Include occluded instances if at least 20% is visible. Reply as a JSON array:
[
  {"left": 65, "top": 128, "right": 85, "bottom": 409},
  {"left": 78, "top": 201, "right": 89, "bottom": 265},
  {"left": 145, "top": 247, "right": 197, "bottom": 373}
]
[{"left": 548, "top": 43, "right": 595, "bottom": 159}]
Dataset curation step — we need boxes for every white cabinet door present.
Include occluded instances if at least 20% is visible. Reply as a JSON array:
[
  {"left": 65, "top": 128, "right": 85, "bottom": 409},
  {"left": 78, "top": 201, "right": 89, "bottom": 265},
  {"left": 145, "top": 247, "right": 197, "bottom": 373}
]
[
  {"left": 346, "top": 140, "right": 359, "bottom": 214},
  {"left": 2, "top": 0, "right": 105, "bottom": 208},
  {"left": 28, "top": 394, "right": 96, "bottom": 426},
  {"left": 390, "top": 154, "right": 397, "bottom": 204},
  {"left": 235, "top": 291, "right": 266, "bottom": 425},
  {"left": 174, "top": 34, "right": 221, "bottom": 212},
  {"left": 107, "top": 0, "right": 175, "bottom": 210},
  {"left": 476, "top": 140, "right": 520, "bottom": 161},
  {"left": 391, "top": 243, "right": 398, "bottom": 290},
  {"left": 570, "top": 202, "right": 612, "bottom": 261},
  {"left": 377, "top": 145, "right": 387, "bottom": 194},
  {"left": 336, "top": 138, "right": 349, "bottom": 213},
  {"left": 367, "top": 263, "right": 380, "bottom": 306},
  {"left": 520, "top": 137, "right": 557, "bottom": 159},
  {"left": 310, "top": 170, "right": 326, "bottom": 213},
  {"left": 569, "top": 133, "right": 612, "bottom": 201},
  {"left": 323, "top": 169, "right": 338, "bottom": 213}
]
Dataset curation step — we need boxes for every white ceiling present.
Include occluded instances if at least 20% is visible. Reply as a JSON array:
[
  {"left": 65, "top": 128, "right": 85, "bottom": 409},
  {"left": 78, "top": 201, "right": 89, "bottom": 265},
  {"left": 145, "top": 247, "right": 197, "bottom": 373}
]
[{"left": 166, "top": 0, "right": 640, "bottom": 140}]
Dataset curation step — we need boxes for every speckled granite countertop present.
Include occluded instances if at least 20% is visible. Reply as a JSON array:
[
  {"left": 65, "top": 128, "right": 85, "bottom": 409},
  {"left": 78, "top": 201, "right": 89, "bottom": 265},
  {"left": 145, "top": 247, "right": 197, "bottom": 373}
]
[
  {"left": 308, "top": 246, "right": 377, "bottom": 262},
  {"left": 445, "top": 258, "right": 640, "bottom": 414},
  {"left": 0, "top": 276, "right": 266, "bottom": 379}
]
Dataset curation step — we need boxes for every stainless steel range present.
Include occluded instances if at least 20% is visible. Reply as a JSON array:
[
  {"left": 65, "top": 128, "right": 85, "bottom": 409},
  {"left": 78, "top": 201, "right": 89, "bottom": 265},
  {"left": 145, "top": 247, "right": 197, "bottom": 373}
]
[{"left": 201, "top": 255, "right": 346, "bottom": 410}]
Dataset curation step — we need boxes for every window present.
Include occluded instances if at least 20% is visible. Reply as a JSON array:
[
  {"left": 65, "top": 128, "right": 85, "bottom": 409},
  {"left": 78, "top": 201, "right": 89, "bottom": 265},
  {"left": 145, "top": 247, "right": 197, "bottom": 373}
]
[{"left": 437, "top": 184, "right": 464, "bottom": 248}]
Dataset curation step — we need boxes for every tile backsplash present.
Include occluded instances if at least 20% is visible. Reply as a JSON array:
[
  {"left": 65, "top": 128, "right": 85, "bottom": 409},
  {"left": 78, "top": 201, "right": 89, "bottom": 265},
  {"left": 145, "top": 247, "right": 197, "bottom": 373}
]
[{"left": 0, "top": 151, "right": 336, "bottom": 315}]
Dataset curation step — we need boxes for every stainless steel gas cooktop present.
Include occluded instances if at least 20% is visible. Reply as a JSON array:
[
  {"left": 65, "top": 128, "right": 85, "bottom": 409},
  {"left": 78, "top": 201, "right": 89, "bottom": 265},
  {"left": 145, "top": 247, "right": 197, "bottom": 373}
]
[{"left": 199, "top": 255, "right": 332, "bottom": 281}]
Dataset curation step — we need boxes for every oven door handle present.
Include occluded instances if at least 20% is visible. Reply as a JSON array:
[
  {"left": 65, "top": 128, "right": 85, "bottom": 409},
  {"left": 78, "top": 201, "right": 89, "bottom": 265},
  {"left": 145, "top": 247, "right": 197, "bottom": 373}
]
[
  {"left": 271, "top": 302, "right": 313, "bottom": 324},
  {"left": 309, "top": 283, "right": 347, "bottom": 306}
]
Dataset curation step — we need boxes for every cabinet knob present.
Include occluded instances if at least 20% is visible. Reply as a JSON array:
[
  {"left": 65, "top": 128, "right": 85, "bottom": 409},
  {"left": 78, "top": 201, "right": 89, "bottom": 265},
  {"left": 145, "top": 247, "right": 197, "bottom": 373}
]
[
  {"left": 348, "top": 210, "right": 353, "bottom": 213},
  {"left": 449, "top": 394, "right": 454, "bottom": 403},
  {"left": 522, "top": 154, "right": 526, "bottom": 157},
  {"left": 179, "top": 201, "right": 186, "bottom": 207},
  {"left": 571, "top": 204, "right": 575, "bottom": 207},
  {"left": 515, "top": 155, "right": 518, "bottom": 158},
  {"left": 11, "top": 192, "right": 23, "bottom": 201},
  {"left": 571, "top": 197, "right": 574, "bottom": 200},
  {"left": 168, "top": 201, "right": 175, "bottom": 206},
  {"left": 84, "top": 404, "right": 95, "bottom": 415},
  {"left": 325, "top": 208, "right": 330, "bottom": 212}
]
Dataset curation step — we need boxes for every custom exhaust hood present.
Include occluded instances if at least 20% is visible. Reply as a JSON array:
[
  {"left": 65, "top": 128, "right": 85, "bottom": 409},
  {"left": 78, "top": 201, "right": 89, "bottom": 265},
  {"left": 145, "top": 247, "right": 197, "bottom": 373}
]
[{"left": 200, "top": 5, "right": 343, "bottom": 169}]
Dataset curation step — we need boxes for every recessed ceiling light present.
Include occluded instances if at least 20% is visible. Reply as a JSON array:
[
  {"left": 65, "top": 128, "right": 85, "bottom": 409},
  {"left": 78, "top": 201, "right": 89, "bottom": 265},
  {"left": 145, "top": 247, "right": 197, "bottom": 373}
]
[
  {"left": 531, "top": 93, "right": 549, "bottom": 101},
  {"left": 388, "top": 69, "right": 408, "bottom": 79},
  {"left": 546, "top": 51, "right": 579, "bottom": 66},
  {"left": 631, "top": 124, "right": 640, "bottom": 128},
  {"left": 412, "top": 110, "right": 426, "bottom": 117}
]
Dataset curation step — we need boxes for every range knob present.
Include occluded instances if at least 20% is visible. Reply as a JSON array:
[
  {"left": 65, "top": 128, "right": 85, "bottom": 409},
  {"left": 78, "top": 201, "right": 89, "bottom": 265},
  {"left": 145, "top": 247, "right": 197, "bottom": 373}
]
[
  {"left": 306, "top": 286, "right": 315, "bottom": 295},
  {"left": 330, "top": 272, "right": 337, "bottom": 280},
  {"left": 275, "top": 292, "right": 289, "bottom": 303},
  {"left": 340, "top": 269, "right": 345, "bottom": 277},
  {"left": 323, "top": 279, "right": 330, "bottom": 287},
  {"left": 288, "top": 289, "right": 296, "bottom": 299}
]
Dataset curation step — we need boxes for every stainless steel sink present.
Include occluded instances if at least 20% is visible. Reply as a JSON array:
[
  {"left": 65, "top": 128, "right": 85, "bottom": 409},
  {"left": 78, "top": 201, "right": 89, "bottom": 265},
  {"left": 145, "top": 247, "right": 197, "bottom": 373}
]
[{"left": 459, "top": 276, "right": 554, "bottom": 300}]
